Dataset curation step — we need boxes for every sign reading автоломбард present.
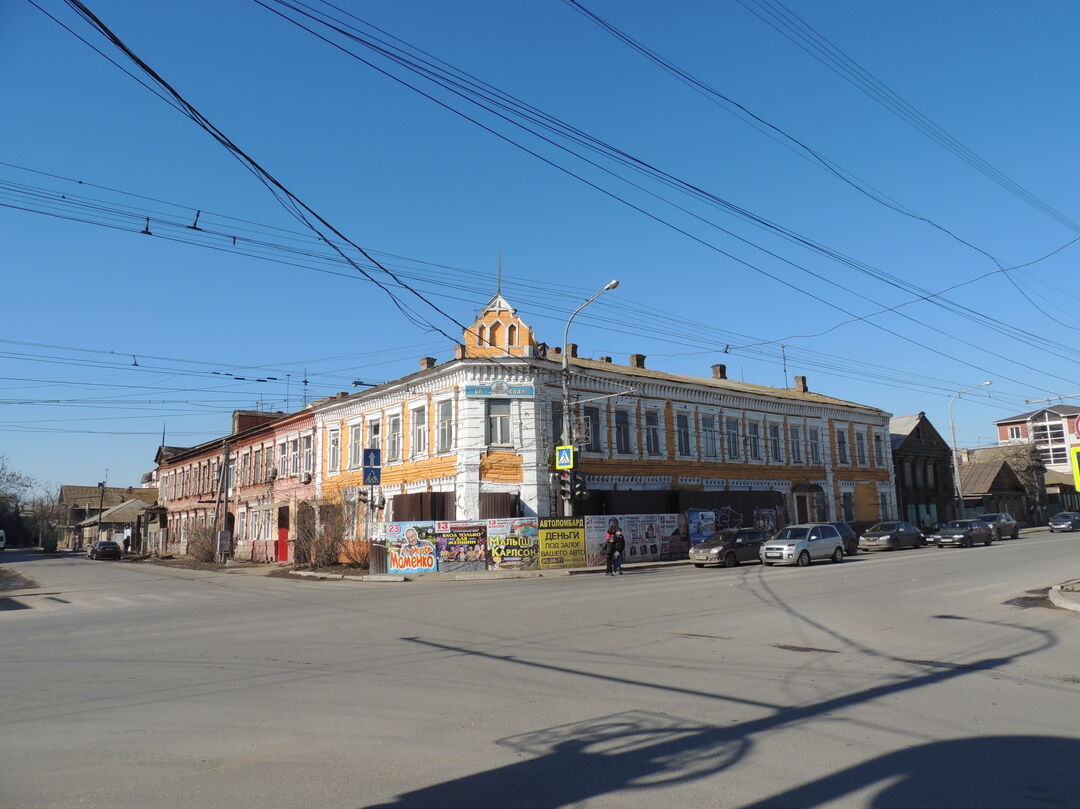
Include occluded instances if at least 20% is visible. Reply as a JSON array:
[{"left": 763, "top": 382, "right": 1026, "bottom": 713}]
[{"left": 538, "top": 517, "right": 586, "bottom": 569}]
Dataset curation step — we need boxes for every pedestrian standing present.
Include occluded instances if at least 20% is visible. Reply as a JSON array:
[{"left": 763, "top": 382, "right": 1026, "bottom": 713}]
[
  {"left": 604, "top": 531, "right": 617, "bottom": 575},
  {"left": 612, "top": 529, "right": 625, "bottom": 575}
]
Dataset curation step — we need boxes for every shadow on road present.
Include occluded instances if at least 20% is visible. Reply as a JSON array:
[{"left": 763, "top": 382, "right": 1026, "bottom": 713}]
[{"left": 358, "top": 610, "right": 1059, "bottom": 808}]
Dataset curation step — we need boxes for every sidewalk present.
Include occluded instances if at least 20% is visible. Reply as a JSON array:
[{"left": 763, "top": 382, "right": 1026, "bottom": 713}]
[
  {"left": 1048, "top": 579, "right": 1080, "bottom": 613},
  {"left": 288, "top": 558, "right": 694, "bottom": 583}
]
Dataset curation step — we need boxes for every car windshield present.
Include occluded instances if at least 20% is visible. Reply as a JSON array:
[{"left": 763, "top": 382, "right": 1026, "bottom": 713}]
[
  {"left": 868, "top": 522, "right": 899, "bottom": 532},
  {"left": 99, "top": 542, "right": 118, "bottom": 548},
  {"left": 942, "top": 521, "right": 973, "bottom": 530},
  {"left": 979, "top": 514, "right": 1002, "bottom": 521},
  {"left": 773, "top": 527, "right": 809, "bottom": 540},
  {"left": 703, "top": 530, "right": 738, "bottom": 542},
  {"left": 1055, "top": 513, "right": 1078, "bottom": 519}
]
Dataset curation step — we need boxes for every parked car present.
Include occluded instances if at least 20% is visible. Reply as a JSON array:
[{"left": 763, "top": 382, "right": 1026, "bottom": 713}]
[
  {"left": 829, "top": 521, "right": 859, "bottom": 555},
  {"left": 0, "top": 528, "right": 5, "bottom": 551},
  {"left": 760, "top": 524, "right": 845, "bottom": 567},
  {"left": 689, "top": 528, "right": 765, "bottom": 568},
  {"left": 87, "top": 540, "right": 122, "bottom": 560},
  {"left": 978, "top": 513, "right": 1019, "bottom": 540},
  {"left": 859, "top": 521, "right": 924, "bottom": 552},
  {"left": 931, "top": 520, "right": 993, "bottom": 548},
  {"left": 1048, "top": 512, "right": 1080, "bottom": 533}
]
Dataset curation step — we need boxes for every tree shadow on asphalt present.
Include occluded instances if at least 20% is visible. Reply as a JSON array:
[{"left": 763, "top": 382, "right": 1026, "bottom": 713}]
[{"left": 359, "top": 613, "right": 1061, "bottom": 809}]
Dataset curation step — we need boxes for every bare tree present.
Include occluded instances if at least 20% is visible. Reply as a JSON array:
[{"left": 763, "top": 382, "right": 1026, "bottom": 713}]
[
  {"left": 186, "top": 524, "right": 217, "bottom": 563},
  {"left": 293, "top": 502, "right": 344, "bottom": 569}
]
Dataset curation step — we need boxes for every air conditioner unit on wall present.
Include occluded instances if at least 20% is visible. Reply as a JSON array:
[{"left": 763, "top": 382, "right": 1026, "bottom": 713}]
[
  {"left": 300, "top": 473, "right": 312, "bottom": 484},
  {"left": 268, "top": 468, "right": 278, "bottom": 480}
]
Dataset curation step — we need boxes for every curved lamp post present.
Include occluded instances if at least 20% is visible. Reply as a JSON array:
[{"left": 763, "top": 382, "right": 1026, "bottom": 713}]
[
  {"left": 561, "top": 280, "right": 619, "bottom": 516},
  {"left": 950, "top": 381, "right": 992, "bottom": 517}
]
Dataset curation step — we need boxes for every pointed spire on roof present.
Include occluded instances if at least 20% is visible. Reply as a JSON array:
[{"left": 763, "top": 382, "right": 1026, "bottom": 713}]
[{"left": 481, "top": 253, "right": 515, "bottom": 314}]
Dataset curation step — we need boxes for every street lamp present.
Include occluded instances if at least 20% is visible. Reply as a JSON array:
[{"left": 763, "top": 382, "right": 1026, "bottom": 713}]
[
  {"left": 561, "top": 280, "right": 619, "bottom": 516},
  {"left": 949, "top": 381, "right": 992, "bottom": 518}
]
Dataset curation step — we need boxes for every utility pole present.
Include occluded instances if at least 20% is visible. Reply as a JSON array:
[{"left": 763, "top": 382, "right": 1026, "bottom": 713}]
[{"left": 95, "top": 479, "right": 105, "bottom": 547}]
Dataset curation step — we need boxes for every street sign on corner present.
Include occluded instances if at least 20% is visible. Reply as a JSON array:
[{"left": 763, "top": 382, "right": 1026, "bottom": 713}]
[
  {"left": 555, "top": 445, "right": 574, "bottom": 470},
  {"left": 363, "top": 448, "right": 381, "bottom": 468},
  {"left": 363, "top": 467, "right": 381, "bottom": 486},
  {"left": 1070, "top": 446, "right": 1080, "bottom": 491}
]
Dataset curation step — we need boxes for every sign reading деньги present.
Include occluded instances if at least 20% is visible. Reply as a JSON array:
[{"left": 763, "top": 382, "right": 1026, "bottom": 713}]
[{"left": 538, "top": 517, "right": 586, "bottom": 569}]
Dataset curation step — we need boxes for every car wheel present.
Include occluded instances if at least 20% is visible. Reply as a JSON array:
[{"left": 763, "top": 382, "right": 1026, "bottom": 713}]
[
  {"left": 1013, "top": 530, "right": 1019, "bottom": 539},
  {"left": 724, "top": 552, "right": 738, "bottom": 568},
  {"left": 846, "top": 542, "right": 857, "bottom": 556},
  {"left": 763, "top": 562, "right": 773, "bottom": 566},
  {"left": 890, "top": 538, "right": 899, "bottom": 552},
  {"left": 831, "top": 547, "right": 844, "bottom": 563},
  {"left": 693, "top": 563, "right": 704, "bottom": 568},
  {"left": 797, "top": 550, "right": 811, "bottom": 567}
]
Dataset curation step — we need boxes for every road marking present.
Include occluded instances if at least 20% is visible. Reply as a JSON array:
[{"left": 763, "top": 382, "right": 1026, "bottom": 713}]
[{"left": 949, "top": 582, "right": 1011, "bottom": 596}]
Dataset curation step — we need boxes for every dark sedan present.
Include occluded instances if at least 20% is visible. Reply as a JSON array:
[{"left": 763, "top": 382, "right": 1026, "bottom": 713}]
[
  {"left": 931, "top": 520, "right": 993, "bottom": 548},
  {"left": 829, "top": 521, "right": 859, "bottom": 556},
  {"left": 689, "top": 528, "right": 766, "bottom": 568},
  {"left": 1048, "top": 512, "right": 1080, "bottom": 533},
  {"left": 978, "top": 513, "right": 1019, "bottom": 540},
  {"left": 87, "top": 540, "right": 122, "bottom": 560},
  {"left": 859, "top": 521, "right": 924, "bottom": 552}
]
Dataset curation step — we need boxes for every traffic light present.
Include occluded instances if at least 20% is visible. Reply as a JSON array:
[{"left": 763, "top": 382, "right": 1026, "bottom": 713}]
[
  {"left": 572, "top": 472, "right": 589, "bottom": 500},
  {"left": 558, "top": 470, "right": 572, "bottom": 501}
]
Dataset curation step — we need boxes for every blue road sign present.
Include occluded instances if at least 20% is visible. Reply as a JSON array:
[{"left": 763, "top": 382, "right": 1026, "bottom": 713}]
[
  {"left": 363, "top": 467, "right": 381, "bottom": 485},
  {"left": 555, "top": 445, "right": 574, "bottom": 470},
  {"left": 363, "top": 448, "right": 381, "bottom": 468}
]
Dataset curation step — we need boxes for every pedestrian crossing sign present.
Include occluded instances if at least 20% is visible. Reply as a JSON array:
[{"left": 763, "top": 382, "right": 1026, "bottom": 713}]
[
  {"left": 1071, "top": 446, "right": 1080, "bottom": 491},
  {"left": 555, "top": 445, "right": 574, "bottom": 470},
  {"left": 364, "top": 468, "right": 381, "bottom": 485}
]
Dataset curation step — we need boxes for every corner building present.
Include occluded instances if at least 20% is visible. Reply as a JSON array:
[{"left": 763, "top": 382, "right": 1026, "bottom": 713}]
[{"left": 316, "top": 294, "right": 897, "bottom": 533}]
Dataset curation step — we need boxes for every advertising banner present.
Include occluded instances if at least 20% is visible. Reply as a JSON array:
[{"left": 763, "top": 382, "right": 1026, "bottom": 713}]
[
  {"left": 435, "top": 522, "right": 488, "bottom": 572},
  {"left": 584, "top": 514, "right": 688, "bottom": 565},
  {"left": 383, "top": 521, "right": 437, "bottom": 575},
  {"left": 538, "top": 517, "right": 586, "bottom": 569},
  {"left": 487, "top": 518, "right": 539, "bottom": 569}
]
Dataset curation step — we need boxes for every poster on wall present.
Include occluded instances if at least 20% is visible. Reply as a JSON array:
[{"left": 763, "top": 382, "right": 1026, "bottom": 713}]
[
  {"left": 686, "top": 509, "right": 718, "bottom": 547},
  {"left": 384, "top": 521, "right": 438, "bottom": 574},
  {"left": 487, "top": 518, "right": 539, "bottom": 569},
  {"left": 435, "top": 522, "right": 488, "bottom": 572},
  {"left": 658, "top": 513, "right": 688, "bottom": 560},
  {"left": 538, "top": 517, "right": 586, "bottom": 568},
  {"left": 583, "top": 514, "right": 684, "bottom": 565}
]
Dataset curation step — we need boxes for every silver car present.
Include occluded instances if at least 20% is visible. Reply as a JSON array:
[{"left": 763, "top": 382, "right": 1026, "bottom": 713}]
[
  {"left": 978, "top": 513, "right": 1019, "bottom": 540},
  {"left": 760, "top": 524, "right": 845, "bottom": 567}
]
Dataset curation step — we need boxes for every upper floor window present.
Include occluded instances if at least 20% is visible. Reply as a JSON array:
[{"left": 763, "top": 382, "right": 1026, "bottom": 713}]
[
  {"left": 702, "top": 415, "right": 718, "bottom": 458},
  {"left": 290, "top": 439, "right": 300, "bottom": 475},
  {"left": 926, "top": 463, "right": 935, "bottom": 487},
  {"left": 747, "top": 422, "right": 762, "bottom": 461},
  {"left": 278, "top": 443, "right": 287, "bottom": 477},
  {"left": 302, "top": 435, "right": 312, "bottom": 474},
  {"left": 836, "top": 430, "right": 849, "bottom": 464},
  {"left": 856, "top": 432, "right": 867, "bottom": 465},
  {"left": 367, "top": 419, "right": 381, "bottom": 451},
  {"left": 790, "top": 426, "right": 802, "bottom": 463},
  {"left": 808, "top": 427, "right": 821, "bottom": 464},
  {"left": 614, "top": 409, "right": 631, "bottom": 455},
  {"left": 412, "top": 406, "right": 427, "bottom": 455},
  {"left": 388, "top": 415, "right": 402, "bottom": 461},
  {"left": 676, "top": 413, "right": 691, "bottom": 456},
  {"left": 1007, "top": 426, "right": 1022, "bottom": 440},
  {"left": 583, "top": 406, "right": 601, "bottom": 452},
  {"left": 253, "top": 449, "right": 262, "bottom": 483},
  {"left": 349, "top": 424, "right": 364, "bottom": 468},
  {"left": 487, "top": 399, "right": 511, "bottom": 446},
  {"left": 437, "top": 400, "right": 454, "bottom": 453},
  {"left": 327, "top": 429, "right": 341, "bottom": 473},
  {"left": 644, "top": 410, "right": 661, "bottom": 455},
  {"left": 768, "top": 424, "right": 782, "bottom": 463},
  {"left": 726, "top": 418, "right": 741, "bottom": 460},
  {"left": 873, "top": 433, "right": 884, "bottom": 465}
]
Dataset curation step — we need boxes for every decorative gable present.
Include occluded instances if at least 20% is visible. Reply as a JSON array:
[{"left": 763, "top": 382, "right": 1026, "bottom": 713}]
[{"left": 463, "top": 293, "right": 536, "bottom": 358}]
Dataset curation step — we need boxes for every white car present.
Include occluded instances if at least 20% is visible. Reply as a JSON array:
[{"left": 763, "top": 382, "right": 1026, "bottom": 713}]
[{"left": 760, "top": 524, "right": 846, "bottom": 567}]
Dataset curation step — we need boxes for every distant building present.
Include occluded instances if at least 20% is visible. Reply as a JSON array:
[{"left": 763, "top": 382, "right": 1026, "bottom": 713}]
[
  {"left": 78, "top": 498, "right": 152, "bottom": 549},
  {"left": 957, "top": 454, "right": 1028, "bottom": 521},
  {"left": 994, "top": 405, "right": 1080, "bottom": 474},
  {"left": 889, "top": 412, "right": 955, "bottom": 528},
  {"left": 57, "top": 484, "right": 157, "bottom": 550}
]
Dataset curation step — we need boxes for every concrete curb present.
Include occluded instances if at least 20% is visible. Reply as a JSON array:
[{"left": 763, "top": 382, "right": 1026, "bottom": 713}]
[
  {"left": 1048, "top": 584, "right": 1080, "bottom": 613},
  {"left": 289, "top": 570, "right": 407, "bottom": 583}
]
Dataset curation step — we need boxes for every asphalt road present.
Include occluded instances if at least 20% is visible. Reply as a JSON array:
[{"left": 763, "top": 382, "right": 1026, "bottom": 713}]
[{"left": 2, "top": 531, "right": 1079, "bottom": 809}]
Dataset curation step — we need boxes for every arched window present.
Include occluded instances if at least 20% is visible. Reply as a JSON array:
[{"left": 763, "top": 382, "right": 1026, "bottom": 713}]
[
  {"left": 488, "top": 321, "right": 502, "bottom": 347},
  {"left": 507, "top": 323, "right": 517, "bottom": 346},
  {"left": 476, "top": 324, "right": 486, "bottom": 345}
]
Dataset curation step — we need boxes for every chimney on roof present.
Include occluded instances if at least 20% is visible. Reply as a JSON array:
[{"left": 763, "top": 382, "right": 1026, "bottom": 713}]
[
  {"left": 550, "top": 346, "right": 562, "bottom": 356},
  {"left": 419, "top": 356, "right": 437, "bottom": 371},
  {"left": 629, "top": 353, "right": 646, "bottom": 368},
  {"left": 712, "top": 363, "right": 727, "bottom": 379},
  {"left": 794, "top": 375, "right": 808, "bottom": 393},
  {"left": 454, "top": 344, "right": 466, "bottom": 359},
  {"left": 599, "top": 356, "right": 612, "bottom": 363},
  {"left": 566, "top": 343, "right": 579, "bottom": 358}
]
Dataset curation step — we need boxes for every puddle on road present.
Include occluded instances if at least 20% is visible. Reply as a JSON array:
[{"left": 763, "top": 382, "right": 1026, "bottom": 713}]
[{"left": 1002, "top": 587, "right": 1056, "bottom": 609}]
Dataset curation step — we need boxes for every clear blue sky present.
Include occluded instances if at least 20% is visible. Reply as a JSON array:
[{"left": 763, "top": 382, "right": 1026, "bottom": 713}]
[{"left": 3, "top": 0, "right": 1079, "bottom": 490}]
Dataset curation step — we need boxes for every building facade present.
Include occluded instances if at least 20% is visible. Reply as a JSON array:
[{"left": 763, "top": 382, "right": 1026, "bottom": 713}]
[
  {"left": 313, "top": 294, "right": 897, "bottom": 537},
  {"left": 890, "top": 412, "right": 955, "bottom": 529},
  {"left": 995, "top": 405, "right": 1080, "bottom": 474}
]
